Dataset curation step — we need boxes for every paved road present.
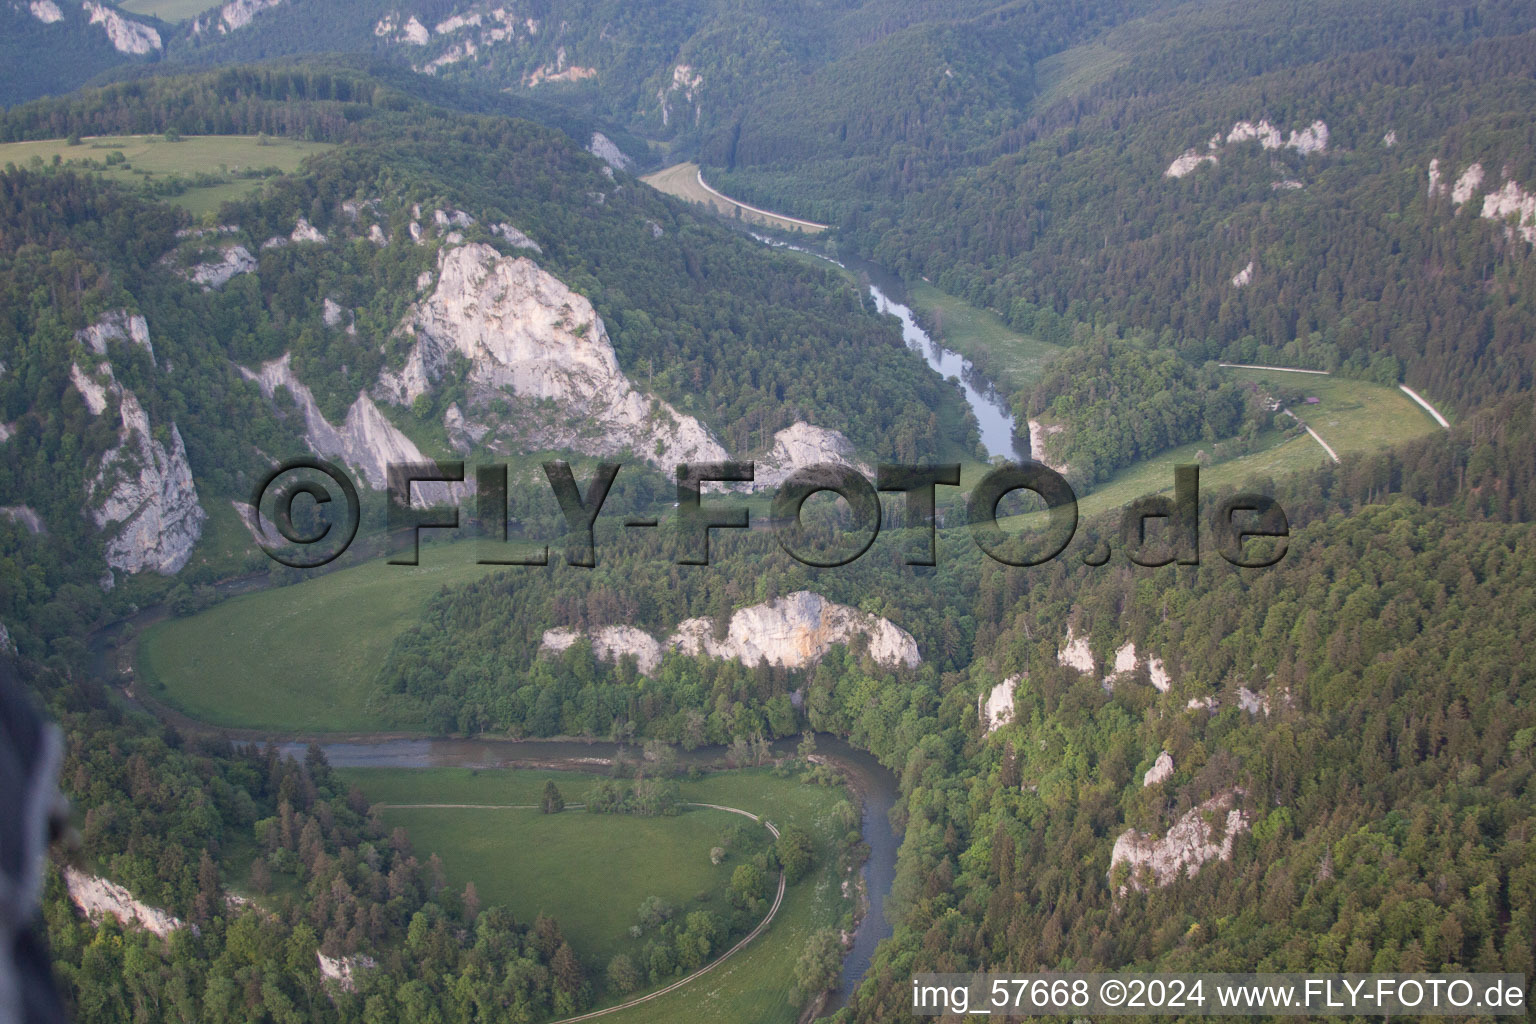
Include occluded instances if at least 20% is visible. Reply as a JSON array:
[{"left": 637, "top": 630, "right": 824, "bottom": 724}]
[{"left": 376, "top": 800, "right": 787, "bottom": 1024}]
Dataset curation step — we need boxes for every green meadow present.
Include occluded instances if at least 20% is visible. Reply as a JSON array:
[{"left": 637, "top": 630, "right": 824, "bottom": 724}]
[{"left": 0, "top": 134, "right": 333, "bottom": 215}]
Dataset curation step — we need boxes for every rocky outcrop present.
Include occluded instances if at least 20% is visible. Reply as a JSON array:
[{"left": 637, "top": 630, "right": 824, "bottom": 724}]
[
  {"left": 29, "top": 0, "right": 63, "bottom": 23},
  {"left": 588, "top": 132, "right": 632, "bottom": 172},
  {"left": 64, "top": 867, "right": 183, "bottom": 938},
  {"left": 1237, "top": 686, "right": 1271, "bottom": 715},
  {"left": 82, "top": 1, "right": 160, "bottom": 52},
  {"left": 674, "top": 591, "right": 920, "bottom": 669},
  {"left": 752, "top": 422, "right": 868, "bottom": 490},
  {"left": 1027, "top": 419, "right": 1069, "bottom": 474},
  {"left": 1482, "top": 180, "right": 1536, "bottom": 245},
  {"left": 543, "top": 591, "right": 920, "bottom": 676},
  {"left": 1167, "top": 118, "right": 1328, "bottom": 178},
  {"left": 77, "top": 309, "right": 153, "bottom": 364},
  {"left": 200, "top": 0, "right": 282, "bottom": 33},
  {"left": 1142, "top": 750, "right": 1173, "bottom": 787},
  {"left": 375, "top": 13, "right": 429, "bottom": 44},
  {"left": 317, "top": 952, "right": 374, "bottom": 991},
  {"left": 979, "top": 676, "right": 1019, "bottom": 735},
  {"left": 490, "top": 222, "right": 540, "bottom": 251},
  {"left": 380, "top": 243, "right": 728, "bottom": 470},
  {"left": 443, "top": 402, "right": 488, "bottom": 453},
  {"left": 657, "top": 64, "right": 703, "bottom": 127},
  {"left": 0, "top": 620, "right": 13, "bottom": 654},
  {"left": 72, "top": 360, "right": 205, "bottom": 574},
  {"left": 1, "top": 506, "right": 45, "bottom": 534},
  {"left": 1231, "top": 261, "right": 1254, "bottom": 288},
  {"left": 1428, "top": 160, "right": 1536, "bottom": 245},
  {"left": 188, "top": 246, "right": 256, "bottom": 290},
  {"left": 243, "top": 354, "right": 457, "bottom": 503},
  {"left": 1057, "top": 624, "right": 1093, "bottom": 673},
  {"left": 1099, "top": 640, "right": 1172, "bottom": 693},
  {"left": 1109, "top": 790, "right": 1247, "bottom": 891}
]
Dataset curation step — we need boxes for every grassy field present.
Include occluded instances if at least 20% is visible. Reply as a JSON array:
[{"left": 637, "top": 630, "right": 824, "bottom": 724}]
[
  {"left": 989, "top": 368, "right": 1440, "bottom": 533},
  {"left": 906, "top": 279, "right": 1064, "bottom": 396},
  {"left": 0, "top": 135, "right": 333, "bottom": 215},
  {"left": 137, "top": 544, "right": 505, "bottom": 733},
  {"left": 116, "top": 0, "right": 220, "bottom": 20},
  {"left": 345, "top": 767, "right": 853, "bottom": 1023},
  {"left": 641, "top": 162, "right": 827, "bottom": 234}
]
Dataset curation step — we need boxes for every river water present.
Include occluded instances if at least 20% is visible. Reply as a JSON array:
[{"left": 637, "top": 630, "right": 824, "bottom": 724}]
[
  {"left": 749, "top": 233, "right": 1023, "bottom": 460},
  {"left": 275, "top": 733, "right": 897, "bottom": 1009}
]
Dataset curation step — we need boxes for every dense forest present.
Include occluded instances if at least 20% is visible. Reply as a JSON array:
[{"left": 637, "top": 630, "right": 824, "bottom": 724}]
[{"left": 5, "top": 5, "right": 1536, "bottom": 1021}]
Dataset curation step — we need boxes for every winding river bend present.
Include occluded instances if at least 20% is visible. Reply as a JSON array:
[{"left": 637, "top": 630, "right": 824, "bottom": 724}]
[
  {"left": 272, "top": 734, "right": 897, "bottom": 1010},
  {"left": 749, "top": 233, "right": 1023, "bottom": 460}
]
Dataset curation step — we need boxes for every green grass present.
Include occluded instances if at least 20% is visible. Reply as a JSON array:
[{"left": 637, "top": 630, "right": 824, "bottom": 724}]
[
  {"left": 116, "top": 0, "right": 221, "bottom": 20},
  {"left": 137, "top": 544, "right": 506, "bottom": 733},
  {"left": 344, "top": 767, "right": 854, "bottom": 1023},
  {"left": 906, "top": 279, "right": 1064, "bottom": 397},
  {"left": 641, "top": 162, "right": 827, "bottom": 234},
  {"left": 991, "top": 369, "right": 1440, "bottom": 532},
  {"left": 0, "top": 135, "right": 333, "bottom": 214}
]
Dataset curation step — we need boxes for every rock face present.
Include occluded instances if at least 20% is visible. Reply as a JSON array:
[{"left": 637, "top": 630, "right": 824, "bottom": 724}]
[
  {"left": 1109, "top": 790, "right": 1248, "bottom": 891},
  {"left": 1099, "top": 640, "right": 1171, "bottom": 693},
  {"left": 380, "top": 244, "right": 728, "bottom": 470},
  {"left": 1057, "top": 624, "right": 1094, "bottom": 674},
  {"left": 317, "top": 952, "right": 374, "bottom": 991},
  {"left": 1167, "top": 118, "right": 1328, "bottom": 177},
  {"left": 205, "top": 0, "right": 282, "bottom": 32},
  {"left": 29, "top": 0, "right": 63, "bottom": 23},
  {"left": 64, "top": 867, "right": 182, "bottom": 938},
  {"left": 542, "top": 591, "right": 921, "bottom": 676},
  {"left": 1231, "top": 261, "right": 1254, "bottom": 288},
  {"left": 1, "top": 506, "right": 45, "bottom": 534},
  {"left": 657, "top": 64, "right": 703, "bottom": 127},
  {"left": 587, "top": 132, "right": 632, "bottom": 171},
  {"left": 979, "top": 676, "right": 1019, "bottom": 735},
  {"left": 1027, "top": 419, "right": 1069, "bottom": 474},
  {"left": 243, "top": 354, "right": 456, "bottom": 502},
  {"left": 753, "top": 422, "right": 868, "bottom": 490},
  {"left": 1428, "top": 160, "right": 1536, "bottom": 245},
  {"left": 77, "top": 309, "right": 153, "bottom": 364},
  {"left": 189, "top": 246, "right": 256, "bottom": 290},
  {"left": 72, "top": 361, "right": 205, "bottom": 574},
  {"left": 490, "top": 223, "right": 540, "bottom": 251},
  {"left": 674, "top": 591, "right": 921, "bottom": 670},
  {"left": 82, "top": 1, "right": 160, "bottom": 52},
  {"left": 1142, "top": 750, "right": 1174, "bottom": 787}
]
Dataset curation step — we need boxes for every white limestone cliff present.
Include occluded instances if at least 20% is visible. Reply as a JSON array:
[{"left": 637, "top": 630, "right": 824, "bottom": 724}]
[
  {"left": 317, "top": 952, "right": 375, "bottom": 991},
  {"left": 1057, "top": 624, "right": 1094, "bottom": 673},
  {"left": 188, "top": 246, "right": 256, "bottom": 290},
  {"left": 1482, "top": 180, "right": 1536, "bottom": 245},
  {"left": 72, "top": 361, "right": 205, "bottom": 574},
  {"left": 1109, "top": 790, "right": 1248, "bottom": 891},
  {"left": 206, "top": 0, "right": 282, "bottom": 32},
  {"left": 588, "top": 132, "right": 632, "bottom": 172},
  {"left": 379, "top": 243, "right": 728, "bottom": 470},
  {"left": 29, "top": 0, "right": 62, "bottom": 23},
  {"left": 82, "top": 1, "right": 160, "bottom": 52},
  {"left": 979, "top": 676, "right": 1019, "bottom": 735},
  {"left": 64, "top": 867, "right": 182, "bottom": 938},
  {"left": 1142, "top": 750, "right": 1173, "bottom": 787},
  {"left": 672, "top": 591, "right": 921, "bottom": 670},
  {"left": 657, "top": 64, "right": 703, "bottom": 127},
  {"left": 242, "top": 354, "right": 457, "bottom": 502},
  {"left": 1165, "top": 150, "right": 1217, "bottom": 178},
  {"left": 543, "top": 592, "right": 920, "bottom": 676},
  {"left": 490, "top": 222, "right": 540, "bottom": 251},
  {"left": 77, "top": 309, "right": 153, "bottom": 364},
  {"left": 1, "top": 506, "right": 46, "bottom": 534},
  {"left": 1231, "top": 261, "right": 1254, "bottom": 288},
  {"left": 752, "top": 422, "right": 868, "bottom": 490}
]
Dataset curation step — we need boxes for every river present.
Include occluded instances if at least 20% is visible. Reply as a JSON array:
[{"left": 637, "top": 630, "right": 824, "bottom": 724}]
[
  {"left": 272, "top": 733, "right": 898, "bottom": 1009},
  {"left": 749, "top": 233, "right": 1024, "bottom": 460}
]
